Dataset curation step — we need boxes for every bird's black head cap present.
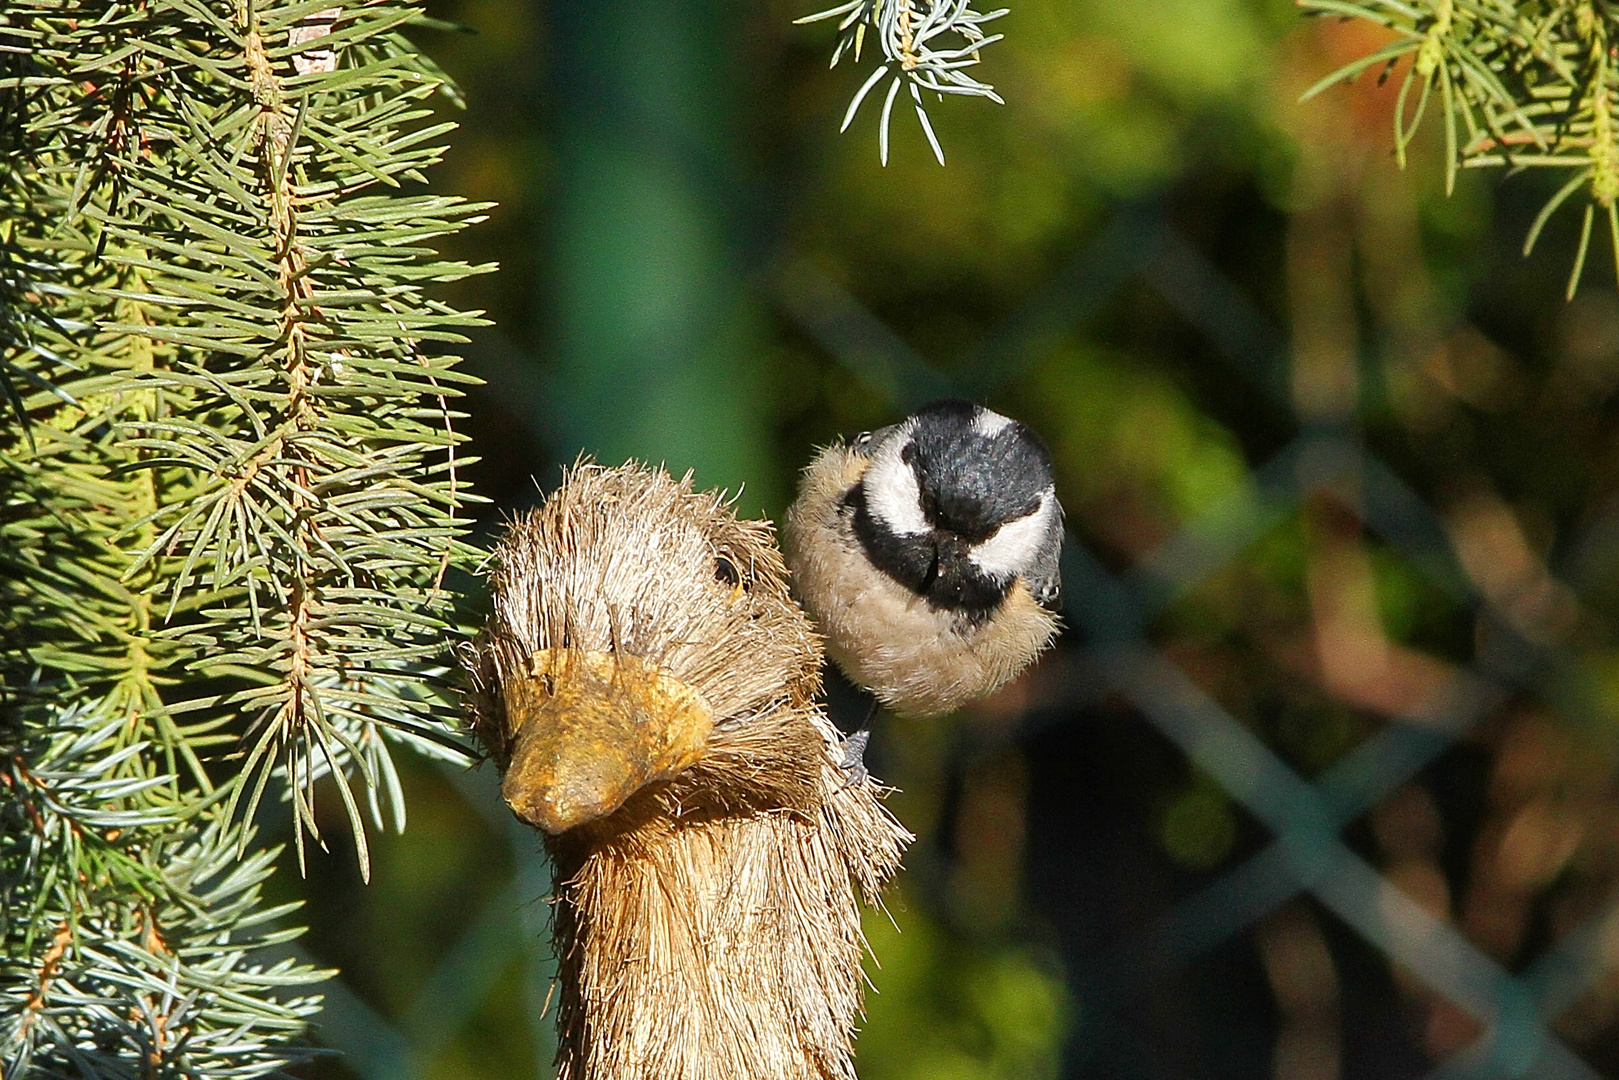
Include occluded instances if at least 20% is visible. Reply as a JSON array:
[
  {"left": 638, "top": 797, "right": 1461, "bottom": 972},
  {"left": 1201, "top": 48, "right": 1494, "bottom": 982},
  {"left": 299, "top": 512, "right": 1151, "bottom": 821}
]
[{"left": 904, "top": 399, "right": 1052, "bottom": 539}]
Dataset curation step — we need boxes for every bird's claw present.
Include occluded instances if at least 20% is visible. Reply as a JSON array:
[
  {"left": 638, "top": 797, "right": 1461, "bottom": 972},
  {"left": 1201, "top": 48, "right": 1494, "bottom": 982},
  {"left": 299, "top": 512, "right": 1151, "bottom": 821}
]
[{"left": 839, "top": 728, "right": 872, "bottom": 788}]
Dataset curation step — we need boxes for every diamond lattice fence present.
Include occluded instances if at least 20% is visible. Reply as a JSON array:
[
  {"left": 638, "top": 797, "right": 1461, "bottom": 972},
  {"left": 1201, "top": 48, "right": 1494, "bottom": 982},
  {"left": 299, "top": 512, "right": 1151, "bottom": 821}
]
[{"left": 306, "top": 203, "right": 1619, "bottom": 1080}]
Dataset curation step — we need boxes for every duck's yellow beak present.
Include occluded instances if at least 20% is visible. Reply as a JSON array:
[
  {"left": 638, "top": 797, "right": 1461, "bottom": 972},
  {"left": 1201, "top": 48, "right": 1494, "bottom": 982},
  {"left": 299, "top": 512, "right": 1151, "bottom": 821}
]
[{"left": 500, "top": 649, "right": 714, "bottom": 834}]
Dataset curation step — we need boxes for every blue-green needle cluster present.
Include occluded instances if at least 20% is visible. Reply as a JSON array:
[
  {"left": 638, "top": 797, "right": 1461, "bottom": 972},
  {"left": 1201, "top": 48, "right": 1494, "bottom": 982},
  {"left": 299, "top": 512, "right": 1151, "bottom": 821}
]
[{"left": 798, "top": 0, "right": 1009, "bottom": 166}]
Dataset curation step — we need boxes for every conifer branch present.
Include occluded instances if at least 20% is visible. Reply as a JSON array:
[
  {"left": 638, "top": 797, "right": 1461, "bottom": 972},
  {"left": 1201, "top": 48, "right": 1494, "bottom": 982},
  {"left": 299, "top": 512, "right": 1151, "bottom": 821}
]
[
  {"left": 2, "top": 0, "right": 489, "bottom": 1069},
  {"left": 797, "top": 0, "right": 1008, "bottom": 165},
  {"left": 1302, "top": 0, "right": 1619, "bottom": 296}
]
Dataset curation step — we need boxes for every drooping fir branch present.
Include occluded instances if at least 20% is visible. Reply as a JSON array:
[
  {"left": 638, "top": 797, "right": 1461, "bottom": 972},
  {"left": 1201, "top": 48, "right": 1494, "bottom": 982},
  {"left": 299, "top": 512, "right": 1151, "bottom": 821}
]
[
  {"left": 1, "top": 709, "right": 325, "bottom": 1077},
  {"left": 1, "top": 0, "right": 489, "bottom": 1070},
  {"left": 1301, "top": 0, "right": 1619, "bottom": 298},
  {"left": 797, "top": 0, "right": 1008, "bottom": 165}
]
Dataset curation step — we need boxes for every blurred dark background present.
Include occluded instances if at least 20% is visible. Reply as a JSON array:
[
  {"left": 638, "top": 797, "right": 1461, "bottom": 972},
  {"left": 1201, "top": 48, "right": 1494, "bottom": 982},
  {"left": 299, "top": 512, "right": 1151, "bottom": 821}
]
[{"left": 282, "top": 2, "right": 1619, "bottom": 1078}]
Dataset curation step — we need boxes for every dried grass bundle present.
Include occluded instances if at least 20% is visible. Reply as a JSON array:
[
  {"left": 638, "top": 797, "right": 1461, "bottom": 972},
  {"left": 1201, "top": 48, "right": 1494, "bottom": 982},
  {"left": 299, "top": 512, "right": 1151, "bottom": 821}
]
[{"left": 465, "top": 462, "right": 910, "bottom": 1080}]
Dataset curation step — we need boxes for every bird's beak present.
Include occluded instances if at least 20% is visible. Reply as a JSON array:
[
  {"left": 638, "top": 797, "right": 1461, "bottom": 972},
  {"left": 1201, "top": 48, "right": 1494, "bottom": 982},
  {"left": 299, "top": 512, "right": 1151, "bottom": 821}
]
[{"left": 500, "top": 648, "right": 714, "bottom": 834}]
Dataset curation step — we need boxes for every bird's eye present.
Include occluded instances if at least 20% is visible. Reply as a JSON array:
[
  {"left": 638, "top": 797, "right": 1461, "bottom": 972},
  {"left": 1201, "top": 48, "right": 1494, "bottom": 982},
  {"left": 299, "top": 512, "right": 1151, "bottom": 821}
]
[{"left": 714, "top": 555, "right": 743, "bottom": 590}]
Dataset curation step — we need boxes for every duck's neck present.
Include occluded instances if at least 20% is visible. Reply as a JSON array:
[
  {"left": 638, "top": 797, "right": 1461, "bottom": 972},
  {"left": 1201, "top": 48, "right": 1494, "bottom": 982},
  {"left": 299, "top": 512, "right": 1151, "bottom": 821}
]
[{"left": 547, "top": 776, "right": 908, "bottom": 1080}]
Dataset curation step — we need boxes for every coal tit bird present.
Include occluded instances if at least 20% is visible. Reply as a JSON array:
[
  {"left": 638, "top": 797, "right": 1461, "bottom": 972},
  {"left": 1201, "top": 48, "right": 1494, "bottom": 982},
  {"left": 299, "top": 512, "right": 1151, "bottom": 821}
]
[{"left": 783, "top": 399, "right": 1063, "bottom": 718}]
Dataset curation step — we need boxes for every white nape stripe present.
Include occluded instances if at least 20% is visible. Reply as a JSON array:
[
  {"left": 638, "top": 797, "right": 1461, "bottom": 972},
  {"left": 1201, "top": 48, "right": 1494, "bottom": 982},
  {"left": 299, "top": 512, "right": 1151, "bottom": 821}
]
[
  {"left": 972, "top": 407, "right": 1015, "bottom": 437},
  {"left": 968, "top": 489, "right": 1055, "bottom": 577},
  {"left": 863, "top": 434, "right": 929, "bottom": 537}
]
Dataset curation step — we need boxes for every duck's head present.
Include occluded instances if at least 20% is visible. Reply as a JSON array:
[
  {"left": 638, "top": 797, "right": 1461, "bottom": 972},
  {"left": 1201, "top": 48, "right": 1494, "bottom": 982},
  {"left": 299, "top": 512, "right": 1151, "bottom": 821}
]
[{"left": 467, "top": 462, "right": 825, "bottom": 836}]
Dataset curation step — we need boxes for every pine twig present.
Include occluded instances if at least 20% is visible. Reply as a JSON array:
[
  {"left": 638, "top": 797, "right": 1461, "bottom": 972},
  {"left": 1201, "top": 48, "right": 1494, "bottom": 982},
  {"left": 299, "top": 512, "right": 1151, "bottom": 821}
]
[
  {"left": 1301, "top": 0, "right": 1619, "bottom": 296},
  {"left": 798, "top": 0, "right": 1008, "bottom": 165}
]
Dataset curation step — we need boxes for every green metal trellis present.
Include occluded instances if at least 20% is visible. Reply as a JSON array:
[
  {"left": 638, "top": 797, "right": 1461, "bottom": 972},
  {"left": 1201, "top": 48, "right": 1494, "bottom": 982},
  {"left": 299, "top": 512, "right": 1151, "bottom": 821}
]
[
  {"left": 776, "top": 207, "right": 1619, "bottom": 1080},
  {"left": 307, "top": 197, "right": 1619, "bottom": 1079}
]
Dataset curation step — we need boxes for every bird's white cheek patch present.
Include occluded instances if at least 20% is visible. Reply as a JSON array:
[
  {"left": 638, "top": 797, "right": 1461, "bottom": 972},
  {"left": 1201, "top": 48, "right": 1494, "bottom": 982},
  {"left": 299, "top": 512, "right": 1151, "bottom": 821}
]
[
  {"left": 864, "top": 443, "right": 930, "bottom": 537},
  {"left": 968, "top": 490, "right": 1055, "bottom": 577}
]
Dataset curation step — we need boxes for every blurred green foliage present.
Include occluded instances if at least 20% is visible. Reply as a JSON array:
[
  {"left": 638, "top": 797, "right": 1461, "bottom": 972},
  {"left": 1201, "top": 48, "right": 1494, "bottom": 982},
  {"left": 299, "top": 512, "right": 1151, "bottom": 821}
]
[
  {"left": 858, "top": 901, "right": 1069, "bottom": 1080},
  {"left": 1022, "top": 344, "right": 1253, "bottom": 528}
]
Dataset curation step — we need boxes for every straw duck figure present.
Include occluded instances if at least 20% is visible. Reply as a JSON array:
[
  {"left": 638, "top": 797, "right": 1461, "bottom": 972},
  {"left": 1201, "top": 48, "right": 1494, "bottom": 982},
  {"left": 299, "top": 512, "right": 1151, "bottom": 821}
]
[{"left": 465, "top": 461, "right": 910, "bottom": 1080}]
